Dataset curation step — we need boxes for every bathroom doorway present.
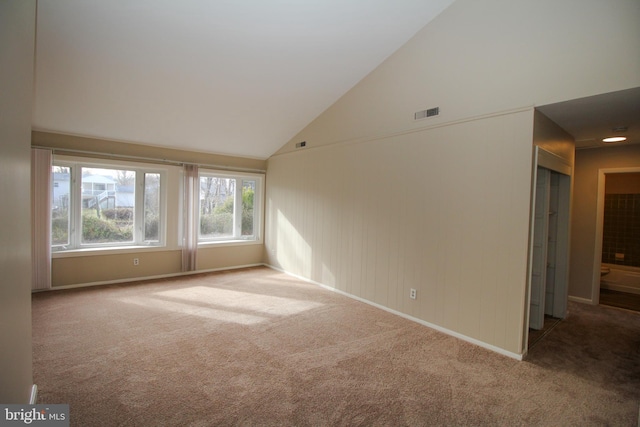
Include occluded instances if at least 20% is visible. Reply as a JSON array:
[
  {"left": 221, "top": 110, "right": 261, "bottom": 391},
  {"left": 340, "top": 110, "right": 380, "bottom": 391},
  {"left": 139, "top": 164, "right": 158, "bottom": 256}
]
[{"left": 596, "top": 169, "right": 640, "bottom": 312}]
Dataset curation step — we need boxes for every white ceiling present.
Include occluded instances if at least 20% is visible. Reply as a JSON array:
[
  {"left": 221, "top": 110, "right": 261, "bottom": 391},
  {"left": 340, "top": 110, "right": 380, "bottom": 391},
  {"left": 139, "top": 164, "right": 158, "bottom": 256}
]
[
  {"left": 33, "top": 0, "right": 456, "bottom": 159},
  {"left": 537, "top": 87, "right": 640, "bottom": 150}
]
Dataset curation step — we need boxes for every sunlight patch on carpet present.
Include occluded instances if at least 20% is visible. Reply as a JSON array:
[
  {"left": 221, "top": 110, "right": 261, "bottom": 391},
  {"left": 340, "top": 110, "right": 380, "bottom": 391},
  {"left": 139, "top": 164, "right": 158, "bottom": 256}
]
[{"left": 118, "top": 286, "right": 324, "bottom": 325}]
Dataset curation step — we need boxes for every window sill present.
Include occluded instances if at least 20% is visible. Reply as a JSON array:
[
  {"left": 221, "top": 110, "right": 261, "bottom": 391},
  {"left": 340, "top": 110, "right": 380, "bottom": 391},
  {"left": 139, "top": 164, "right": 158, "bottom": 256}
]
[
  {"left": 51, "top": 239, "right": 263, "bottom": 258},
  {"left": 52, "top": 245, "right": 171, "bottom": 258},
  {"left": 198, "top": 239, "right": 263, "bottom": 248}
]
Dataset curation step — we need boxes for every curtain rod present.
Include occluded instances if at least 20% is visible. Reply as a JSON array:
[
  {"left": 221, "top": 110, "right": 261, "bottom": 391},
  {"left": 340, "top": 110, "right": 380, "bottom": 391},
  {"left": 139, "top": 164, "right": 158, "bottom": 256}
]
[{"left": 32, "top": 145, "right": 267, "bottom": 174}]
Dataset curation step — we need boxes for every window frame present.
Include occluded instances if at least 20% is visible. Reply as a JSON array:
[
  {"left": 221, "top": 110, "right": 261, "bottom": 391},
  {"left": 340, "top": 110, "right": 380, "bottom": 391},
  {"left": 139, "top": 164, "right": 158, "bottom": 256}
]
[
  {"left": 197, "top": 169, "right": 264, "bottom": 245},
  {"left": 52, "top": 158, "right": 167, "bottom": 252}
]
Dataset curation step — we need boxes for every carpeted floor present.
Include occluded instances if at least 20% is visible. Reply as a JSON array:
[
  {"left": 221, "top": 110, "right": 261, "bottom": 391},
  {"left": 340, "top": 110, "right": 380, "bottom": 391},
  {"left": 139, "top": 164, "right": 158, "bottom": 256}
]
[
  {"left": 527, "top": 315, "right": 562, "bottom": 350},
  {"left": 32, "top": 267, "right": 640, "bottom": 426}
]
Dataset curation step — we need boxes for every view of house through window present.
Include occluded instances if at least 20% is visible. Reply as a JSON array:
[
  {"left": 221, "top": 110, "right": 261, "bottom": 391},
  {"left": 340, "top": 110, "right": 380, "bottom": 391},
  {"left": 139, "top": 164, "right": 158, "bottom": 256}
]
[
  {"left": 51, "top": 160, "right": 262, "bottom": 251},
  {"left": 81, "top": 167, "right": 135, "bottom": 244},
  {"left": 52, "top": 162, "right": 165, "bottom": 250}
]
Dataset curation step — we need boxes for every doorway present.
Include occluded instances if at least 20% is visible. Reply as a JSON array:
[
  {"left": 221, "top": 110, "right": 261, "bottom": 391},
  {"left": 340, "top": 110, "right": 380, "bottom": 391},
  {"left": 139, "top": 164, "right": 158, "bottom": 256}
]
[
  {"left": 526, "top": 148, "right": 572, "bottom": 351},
  {"left": 594, "top": 169, "right": 640, "bottom": 312}
]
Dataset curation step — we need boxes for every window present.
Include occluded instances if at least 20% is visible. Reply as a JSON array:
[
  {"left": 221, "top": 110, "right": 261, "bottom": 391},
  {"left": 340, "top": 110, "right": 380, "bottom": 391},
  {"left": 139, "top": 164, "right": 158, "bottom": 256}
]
[
  {"left": 52, "top": 166, "right": 71, "bottom": 247},
  {"left": 198, "top": 171, "right": 262, "bottom": 243},
  {"left": 52, "top": 161, "right": 165, "bottom": 251}
]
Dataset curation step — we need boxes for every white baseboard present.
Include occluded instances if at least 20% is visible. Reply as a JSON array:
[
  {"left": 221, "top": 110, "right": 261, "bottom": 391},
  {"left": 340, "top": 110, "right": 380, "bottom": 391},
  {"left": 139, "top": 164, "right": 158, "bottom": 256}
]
[
  {"left": 568, "top": 295, "right": 595, "bottom": 305},
  {"left": 34, "top": 263, "right": 265, "bottom": 292},
  {"left": 266, "top": 264, "right": 524, "bottom": 361}
]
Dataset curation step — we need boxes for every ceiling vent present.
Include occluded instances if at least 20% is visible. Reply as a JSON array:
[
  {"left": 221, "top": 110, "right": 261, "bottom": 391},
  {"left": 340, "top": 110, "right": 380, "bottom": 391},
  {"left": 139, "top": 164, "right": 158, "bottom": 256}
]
[{"left": 414, "top": 107, "right": 439, "bottom": 120}]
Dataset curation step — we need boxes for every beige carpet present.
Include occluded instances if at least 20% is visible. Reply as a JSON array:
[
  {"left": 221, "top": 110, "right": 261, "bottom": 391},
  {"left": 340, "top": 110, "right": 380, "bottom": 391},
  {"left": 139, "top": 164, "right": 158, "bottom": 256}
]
[{"left": 32, "top": 267, "right": 640, "bottom": 426}]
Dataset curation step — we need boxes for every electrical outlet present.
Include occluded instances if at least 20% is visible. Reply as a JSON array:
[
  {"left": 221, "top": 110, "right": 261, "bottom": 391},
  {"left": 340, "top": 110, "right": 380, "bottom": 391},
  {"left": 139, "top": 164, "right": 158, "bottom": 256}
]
[
  {"left": 410, "top": 288, "right": 417, "bottom": 300},
  {"left": 133, "top": 258, "right": 139, "bottom": 266}
]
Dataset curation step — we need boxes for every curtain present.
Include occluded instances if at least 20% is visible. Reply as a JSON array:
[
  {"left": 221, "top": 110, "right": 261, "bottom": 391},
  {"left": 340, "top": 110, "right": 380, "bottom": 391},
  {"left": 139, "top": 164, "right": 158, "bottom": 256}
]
[
  {"left": 31, "top": 148, "right": 52, "bottom": 290},
  {"left": 182, "top": 164, "right": 199, "bottom": 272}
]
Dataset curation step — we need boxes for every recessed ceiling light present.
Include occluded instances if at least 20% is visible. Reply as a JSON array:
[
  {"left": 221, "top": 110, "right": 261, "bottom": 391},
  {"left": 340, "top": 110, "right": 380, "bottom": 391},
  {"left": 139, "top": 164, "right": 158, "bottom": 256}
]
[{"left": 602, "top": 136, "right": 627, "bottom": 143}]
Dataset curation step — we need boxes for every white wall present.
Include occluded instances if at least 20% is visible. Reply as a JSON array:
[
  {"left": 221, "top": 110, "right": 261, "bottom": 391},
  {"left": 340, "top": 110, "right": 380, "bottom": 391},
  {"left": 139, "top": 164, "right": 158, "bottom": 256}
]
[
  {"left": 265, "top": 0, "right": 639, "bottom": 356},
  {"left": 0, "top": 0, "right": 36, "bottom": 403}
]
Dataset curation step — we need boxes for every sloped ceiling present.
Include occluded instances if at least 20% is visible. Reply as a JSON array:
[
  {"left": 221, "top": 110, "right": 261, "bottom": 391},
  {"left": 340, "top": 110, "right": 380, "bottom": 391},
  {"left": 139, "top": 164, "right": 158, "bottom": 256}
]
[{"left": 33, "top": 0, "right": 456, "bottom": 159}]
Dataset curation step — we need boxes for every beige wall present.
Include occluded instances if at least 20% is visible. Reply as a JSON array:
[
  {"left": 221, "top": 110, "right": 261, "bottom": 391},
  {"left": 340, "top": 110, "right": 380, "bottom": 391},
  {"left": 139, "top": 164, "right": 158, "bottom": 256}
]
[
  {"left": 33, "top": 131, "right": 267, "bottom": 172},
  {"left": 52, "top": 251, "right": 182, "bottom": 287},
  {"left": 35, "top": 132, "right": 266, "bottom": 288},
  {"left": 266, "top": 110, "right": 535, "bottom": 355},
  {"left": 0, "top": 0, "right": 36, "bottom": 403},
  {"left": 265, "top": 0, "right": 639, "bottom": 356},
  {"left": 533, "top": 111, "right": 575, "bottom": 167},
  {"left": 198, "top": 244, "right": 265, "bottom": 271},
  {"left": 51, "top": 246, "right": 264, "bottom": 287},
  {"left": 605, "top": 172, "right": 640, "bottom": 194},
  {"left": 570, "top": 145, "right": 640, "bottom": 301}
]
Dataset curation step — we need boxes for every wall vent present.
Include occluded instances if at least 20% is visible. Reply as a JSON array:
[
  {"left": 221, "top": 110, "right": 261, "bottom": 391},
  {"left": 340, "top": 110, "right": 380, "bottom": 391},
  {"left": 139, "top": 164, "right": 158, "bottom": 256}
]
[{"left": 414, "top": 107, "right": 439, "bottom": 120}]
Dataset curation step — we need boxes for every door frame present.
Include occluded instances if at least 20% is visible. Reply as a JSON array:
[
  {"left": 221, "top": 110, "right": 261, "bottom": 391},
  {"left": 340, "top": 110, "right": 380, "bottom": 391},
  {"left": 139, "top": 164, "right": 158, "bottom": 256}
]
[
  {"left": 529, "top": 166, "right": 550, "bottom": 330},
  {"left": 524, "top": 146, "right": 573, "bottom": 353},
  {"left": 591, "top": 167, "right": 640, "bottom": 304}
]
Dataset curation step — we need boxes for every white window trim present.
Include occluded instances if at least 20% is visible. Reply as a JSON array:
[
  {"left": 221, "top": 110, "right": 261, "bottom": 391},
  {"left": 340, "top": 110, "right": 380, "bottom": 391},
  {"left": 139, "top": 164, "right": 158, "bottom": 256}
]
[
  {"left": 197, "top": 169, "right": 264, "bottom": 246},
  {"left": 52, "top": 156, "right": 168, "bottom": 253}
]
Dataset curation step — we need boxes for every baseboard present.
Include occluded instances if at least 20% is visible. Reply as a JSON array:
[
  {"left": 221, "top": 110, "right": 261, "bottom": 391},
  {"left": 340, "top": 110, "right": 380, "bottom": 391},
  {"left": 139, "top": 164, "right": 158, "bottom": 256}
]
[
  {"left": 266, "top": 264, "right": 524, "bottom": 361},
  {"left": 568, "top": 295, "right": 595, "bottom": 305},
  {"left": 29, "top": 384, "right": 38, "bottom": 404},
  {"left": 35, "top": 263, "right": 265, "bottom": 291}
]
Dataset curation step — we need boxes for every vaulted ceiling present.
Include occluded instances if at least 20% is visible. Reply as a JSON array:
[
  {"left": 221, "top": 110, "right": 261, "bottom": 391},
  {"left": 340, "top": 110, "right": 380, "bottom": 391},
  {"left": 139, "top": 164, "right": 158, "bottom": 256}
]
[{"left": 33, "top": 0, "right": 456, "bottom": 159}]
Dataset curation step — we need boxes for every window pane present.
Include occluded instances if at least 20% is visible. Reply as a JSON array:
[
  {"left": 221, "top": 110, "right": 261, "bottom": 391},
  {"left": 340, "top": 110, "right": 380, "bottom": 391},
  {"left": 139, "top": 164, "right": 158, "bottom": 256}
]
[
  {"left": 241, "top": 180, "right": 255, "bottom": 236},
  {"left": 144, "top": 173, "right": 160, "bottom": 242},
  {"left": 81, "top": 168, "right": 135, "bottom": 244},
  {"left": 200, "top": 177, "right": 235, "bottom": 239},
  {"left": 52, "top": 166, "right": 71, "bottom": 246}
]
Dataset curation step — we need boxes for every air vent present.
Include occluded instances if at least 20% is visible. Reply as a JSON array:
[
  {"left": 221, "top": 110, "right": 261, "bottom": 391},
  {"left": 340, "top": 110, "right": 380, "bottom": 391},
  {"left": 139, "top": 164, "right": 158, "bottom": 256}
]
[
  {"left": 295, "top": 141, "right": 306, "bottom": 148},
  {"left": 414, "top": 107, "right": 440, "bottom": 120}
]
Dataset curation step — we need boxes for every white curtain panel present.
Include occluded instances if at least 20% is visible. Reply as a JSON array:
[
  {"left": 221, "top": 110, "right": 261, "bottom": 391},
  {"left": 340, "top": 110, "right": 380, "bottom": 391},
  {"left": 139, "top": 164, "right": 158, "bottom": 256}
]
[
  {"left": 31, "top": 148, "right": 52, "bottom": 290},
  {"left": 182, "top": 164, "right": 199, "bottom": 272}
]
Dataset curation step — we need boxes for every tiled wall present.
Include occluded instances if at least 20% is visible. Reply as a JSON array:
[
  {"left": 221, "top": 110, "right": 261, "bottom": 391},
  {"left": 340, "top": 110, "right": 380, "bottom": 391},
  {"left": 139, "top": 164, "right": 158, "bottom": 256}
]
[{"left": 602, "top": 193, "right": 640, "bottom": 267}]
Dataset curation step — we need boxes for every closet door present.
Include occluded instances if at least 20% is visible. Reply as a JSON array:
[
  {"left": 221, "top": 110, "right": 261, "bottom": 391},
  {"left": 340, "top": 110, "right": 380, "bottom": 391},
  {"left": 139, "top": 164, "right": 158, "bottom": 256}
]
[{"left": 529, "top": 166, "right": 550, "bottom": 330}]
